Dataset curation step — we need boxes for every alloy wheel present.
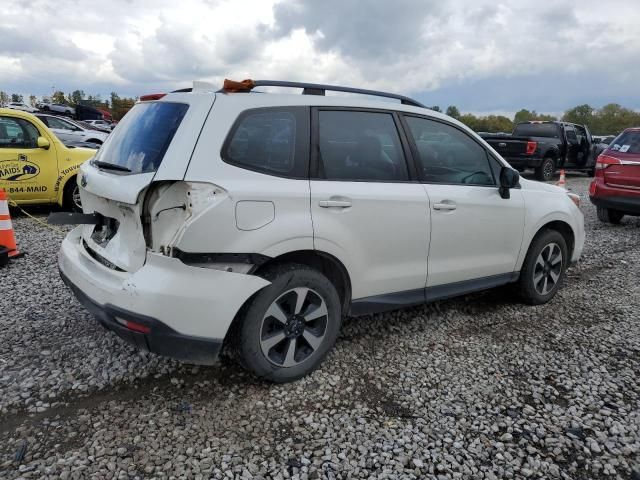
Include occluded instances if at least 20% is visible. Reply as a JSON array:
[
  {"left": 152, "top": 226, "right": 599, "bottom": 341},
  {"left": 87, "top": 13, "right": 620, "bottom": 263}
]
[
  {"left": 533, "top": 243, "right": 563, "bottom": 295},
  {"left": 260, "top": 287, "right": 328, "bottom": 367},
  {"left": 72, "top": 185, "right": 82, "bottom": 210}
]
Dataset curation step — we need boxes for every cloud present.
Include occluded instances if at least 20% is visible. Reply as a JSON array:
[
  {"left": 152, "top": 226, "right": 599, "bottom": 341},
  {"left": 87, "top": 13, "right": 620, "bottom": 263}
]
[{"left": 0, "top": 0, "right": 638, "bottom": 112}]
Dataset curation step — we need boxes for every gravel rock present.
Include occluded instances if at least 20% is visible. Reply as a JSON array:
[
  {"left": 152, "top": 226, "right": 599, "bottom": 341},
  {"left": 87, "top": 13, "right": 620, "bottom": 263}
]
[{"left": 1, "top": 176, "right": 639, "bottom": 479}]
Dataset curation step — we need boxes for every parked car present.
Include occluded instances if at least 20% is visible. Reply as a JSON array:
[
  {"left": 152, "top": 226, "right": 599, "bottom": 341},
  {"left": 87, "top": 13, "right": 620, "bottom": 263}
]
[
  {"left": 41, "top": 102, "right": 75, "bottom": 116},
  {"left": 6, "top": 102, "right": 38, "bottom": 113},
  {"left": 84, "top": 119, "right": 114, "bottom": 131},
  {"left": 589, "top": 127, "right": 640, "bottom": 223},
  {"left": 35, "top": 114, "right": 108, "bottom": 145},
  {"left": 593, "top": 135, "right": 616, "bottom": 145},
  {"left": 483, "top": 121, "right": 598, "bottom": 181},
  {"left": 0, "top": 108, "right": 95, "bottom": 211},
  {"left": 57, "top": 80, "right": 585, "bottom": 382}
]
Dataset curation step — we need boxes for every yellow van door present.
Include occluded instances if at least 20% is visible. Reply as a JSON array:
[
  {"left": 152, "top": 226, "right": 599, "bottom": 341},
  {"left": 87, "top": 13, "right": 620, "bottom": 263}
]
[{"left": 0, "top": 115, "right": 58, "bottom": 204}]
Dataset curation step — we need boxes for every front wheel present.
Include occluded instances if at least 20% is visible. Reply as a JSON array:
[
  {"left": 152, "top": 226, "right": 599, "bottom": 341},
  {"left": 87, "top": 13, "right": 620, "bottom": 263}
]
[
  {"left": 597, "top": 206, "right": 624, "bottom": 224},
  {"left": 236, "top": 264, "right": 342, "bottom": 382},
  {"left": 63, "top": 179, "right": 82, "bottom": 212},
  {"left": 535, "top": 157, "right": 556, "bottom": 181},
  {"left": 518, "top": 230, "right": 568, "bottom": 305}
]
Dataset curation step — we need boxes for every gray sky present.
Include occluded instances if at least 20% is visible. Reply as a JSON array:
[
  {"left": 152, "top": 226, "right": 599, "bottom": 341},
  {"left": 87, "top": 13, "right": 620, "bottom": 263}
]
[{"left": 2, "top": 0, "right": 639, "bottom": 116}]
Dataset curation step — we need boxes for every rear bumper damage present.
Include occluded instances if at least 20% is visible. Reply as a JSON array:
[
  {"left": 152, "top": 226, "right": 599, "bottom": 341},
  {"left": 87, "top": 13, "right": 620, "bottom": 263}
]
[{"left": 59, "top": 227, "right": 270, "bottom": 364}]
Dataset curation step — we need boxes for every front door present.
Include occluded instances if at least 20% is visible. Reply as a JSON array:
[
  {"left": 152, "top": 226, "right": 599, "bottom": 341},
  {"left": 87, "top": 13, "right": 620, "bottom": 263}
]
[
  {"left": 310, "top": 109, "right": 430, "bottom": 304},
  {"left": 402, "top": 115, "right": 525, "bottom": 293},
  {"left": 0, "top": 115, "right": 58, "bottom": 203}
]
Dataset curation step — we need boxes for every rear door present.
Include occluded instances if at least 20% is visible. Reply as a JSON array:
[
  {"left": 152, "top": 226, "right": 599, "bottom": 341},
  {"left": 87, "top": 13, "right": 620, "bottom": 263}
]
[
  {"left": 402, "top": 114, "right": 525, "bottom": 291},
  {"left": 309, "top": 108, "right": 429, "bottom": 303},
  {"left": 563, "top": 125, "right": 580, "bottom": 166}
]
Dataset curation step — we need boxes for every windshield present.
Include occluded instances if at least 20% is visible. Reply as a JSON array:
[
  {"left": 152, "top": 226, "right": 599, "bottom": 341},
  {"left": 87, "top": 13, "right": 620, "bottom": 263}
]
[
  {"left": 608, "top": 131, "right": 640, "bottom": 155},
  {"left": 92, "top": 102, "right": 188, "bottom": 174},
  {"left": 513, "top": 123, "right": 559, "bottom": 138}
]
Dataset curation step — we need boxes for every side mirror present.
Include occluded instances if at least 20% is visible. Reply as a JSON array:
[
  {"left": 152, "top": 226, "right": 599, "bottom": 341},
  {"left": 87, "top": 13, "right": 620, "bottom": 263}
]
[
  {"left": 37, "top": 137, "right": 50, "bottom": 150},
  {"left": 499, "top": 167, "right": 519, "bottom": 199}
]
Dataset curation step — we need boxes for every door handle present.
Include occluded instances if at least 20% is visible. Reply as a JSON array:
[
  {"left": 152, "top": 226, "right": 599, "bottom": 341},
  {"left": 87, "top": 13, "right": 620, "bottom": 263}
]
[
  {"left": 433, "top": 202, "right": 457, "bottom": 211},
  {"left": 319, "top": 200, "right": 352, "bottom": 208}
]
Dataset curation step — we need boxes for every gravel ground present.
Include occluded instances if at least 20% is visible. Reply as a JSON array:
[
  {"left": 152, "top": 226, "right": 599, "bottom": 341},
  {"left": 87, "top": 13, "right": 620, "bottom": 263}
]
[{"left": 1, "top": 175, "right": 639, "bottom": 479}]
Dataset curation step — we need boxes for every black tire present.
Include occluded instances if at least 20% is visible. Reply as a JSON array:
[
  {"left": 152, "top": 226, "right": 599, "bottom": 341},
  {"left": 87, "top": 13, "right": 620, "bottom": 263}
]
[
  {"left": 86, "top": 139, "right": 103, "bottom": 145},
  {"left": 597, "top": 206, "right": 624, "bottom": 224},
  {"left": 236, "top": 263, "right": 342, "bottom": 383},
  {"left": 63, "top": 178, "right": 82, "bottom": 212},
  {"left": 518, "top": 229, "right": 568, "bottom": 305},
  {"left": 535, "top": 157, "right": 556, "bottom": 182}
]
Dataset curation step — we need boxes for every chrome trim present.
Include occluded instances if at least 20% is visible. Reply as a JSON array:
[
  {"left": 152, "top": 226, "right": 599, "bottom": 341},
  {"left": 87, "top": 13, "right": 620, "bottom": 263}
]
[{"left": 605, "top": 182, "right": 640, "bottom": 191}]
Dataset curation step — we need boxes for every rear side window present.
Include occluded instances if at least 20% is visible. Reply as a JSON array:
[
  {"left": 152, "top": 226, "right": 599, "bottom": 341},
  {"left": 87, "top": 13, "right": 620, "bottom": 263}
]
[
  {"left": 93, "top": 102, "right": 188, "bottom": 174},
  {"left": 317, "top": 110, "right": 409, "bottom": 182},
  {"left": 405, "top": 116, "right": 495, "bottom": 186},
  {"left": 223, "top": 107, "right": 309, "bottom": 178}
]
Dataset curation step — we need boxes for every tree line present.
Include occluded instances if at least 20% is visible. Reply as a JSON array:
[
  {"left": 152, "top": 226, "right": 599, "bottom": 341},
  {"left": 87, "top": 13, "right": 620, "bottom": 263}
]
[
  {"left": 0, "top": 90, "right": 137, "bottom": 121},
  {"left": 2, "top": 89, "right": 639, "bottom": 131},
  {"left": 429, "top": 104, "right": 639, "bottom": 135}
]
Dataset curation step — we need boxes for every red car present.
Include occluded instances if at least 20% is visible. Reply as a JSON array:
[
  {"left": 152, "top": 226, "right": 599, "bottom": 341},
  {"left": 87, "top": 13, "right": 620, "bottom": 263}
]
[{"left": 590, "top": 128, "right": 640, "bottom": 223}]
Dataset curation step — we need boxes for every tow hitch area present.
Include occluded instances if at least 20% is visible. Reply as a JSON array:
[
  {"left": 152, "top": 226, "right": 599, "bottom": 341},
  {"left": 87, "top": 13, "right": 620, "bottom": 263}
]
[{"left": 48, "top": 212, "right": 103, "bottom": 225}]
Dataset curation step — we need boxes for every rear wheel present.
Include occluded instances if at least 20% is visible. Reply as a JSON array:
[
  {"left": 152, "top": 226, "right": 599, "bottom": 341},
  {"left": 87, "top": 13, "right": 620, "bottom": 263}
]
[
  {"left": 236, "top": 264, "right": 342, "bottom": 382},
  {"left": 518, "top": 229, "right": 568, "bottom": 305},
  {"left": 535, "top": 157, "right": 555, "bottom": 181},
  {"left": 597, "top": 206, "right": 624, "bottom": 224},
  {"left": 63, "top": 178, "right": 82, "bottom": 212}
]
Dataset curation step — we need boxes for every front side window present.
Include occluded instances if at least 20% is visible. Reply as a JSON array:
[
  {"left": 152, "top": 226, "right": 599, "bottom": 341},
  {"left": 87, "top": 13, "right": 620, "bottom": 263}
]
[
  {"left": 317, "top": 110, "right": 409, "bottom": 181},
  {"left": 45, "top": 116, "right": 74, "bottom": 130},
  {"left": 225, "top": 110, "right": 298, "bottom": 176},
  {"left": 405, "top": 116, "right": 495, "bottom": 186},
  {"left": 0, "top": 117, "right": 40, "bottom": 149}
]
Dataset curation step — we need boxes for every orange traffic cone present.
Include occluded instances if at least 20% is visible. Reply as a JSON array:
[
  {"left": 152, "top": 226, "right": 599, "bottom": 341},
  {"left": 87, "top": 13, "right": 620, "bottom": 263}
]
[
  {"left": 557, "top": 169, "right": 566, "bottom": 189},
  {"left": 0, "top": 189, "right": 21, "bottom": 258}
]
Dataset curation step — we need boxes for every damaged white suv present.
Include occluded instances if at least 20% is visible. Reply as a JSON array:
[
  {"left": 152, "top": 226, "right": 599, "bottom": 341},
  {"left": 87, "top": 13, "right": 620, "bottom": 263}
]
[{"left": 57, "top": 80, "right": 585, "bottom": 382}]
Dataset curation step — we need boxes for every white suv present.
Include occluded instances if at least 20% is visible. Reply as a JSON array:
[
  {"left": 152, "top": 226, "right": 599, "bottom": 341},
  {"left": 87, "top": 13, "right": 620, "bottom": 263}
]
[{"left": 57, "top": 80, "right": 585, "bottom": 382}]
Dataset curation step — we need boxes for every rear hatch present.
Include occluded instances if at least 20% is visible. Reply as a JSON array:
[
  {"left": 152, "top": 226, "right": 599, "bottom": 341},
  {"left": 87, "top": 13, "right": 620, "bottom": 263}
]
[
  {"left": 603, "top": 132, "right": 640, "bottom": 190},
  {"left": 79, "top": 93, "right": 215, "bottom": 272}
]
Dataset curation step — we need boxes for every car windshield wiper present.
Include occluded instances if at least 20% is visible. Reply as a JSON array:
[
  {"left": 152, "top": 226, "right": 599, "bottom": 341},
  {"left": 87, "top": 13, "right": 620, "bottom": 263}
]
[{"left": 92, "top": 160, "right": 132, "bottom": 173}]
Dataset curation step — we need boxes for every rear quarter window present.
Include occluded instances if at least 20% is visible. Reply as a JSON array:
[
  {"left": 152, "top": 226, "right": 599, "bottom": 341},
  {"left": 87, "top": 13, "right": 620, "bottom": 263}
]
[{"left": 222, "top": 107, "right": 310, "bottom": 179}]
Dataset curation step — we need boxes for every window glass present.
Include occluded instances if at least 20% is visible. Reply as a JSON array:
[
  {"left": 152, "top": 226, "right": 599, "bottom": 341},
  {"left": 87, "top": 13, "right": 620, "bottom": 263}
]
[
  {"left": 318, "top": 111, "right": 408, "bottom": 181},
  {"left": 609, "top": 130, "right": 640, "bottom": 154},
  {"left": 512, "top": 123, "right": 559, "bottom": 138},
  {"left": 92, "top": 102, "right": 188, "bottom": 174},
  {"left": 0, "top": 117, "right": 40, "bottom": 148},
  {"left": 45, "top": 116, "right": 73, "bottom": 130},
  {"left": 226, "top": 111, "right": 297, "bottom": 175},
  {"left": 405, "top": 116, "right": 495, "bottom": 185},
  {"left": 565, "top": 126, "right": 578, "bottom": 143}
]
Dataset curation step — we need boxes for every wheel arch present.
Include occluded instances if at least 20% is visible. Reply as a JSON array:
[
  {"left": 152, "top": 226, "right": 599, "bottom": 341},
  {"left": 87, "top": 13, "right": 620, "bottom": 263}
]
[
  {"left": 253, "top": 249, "right": 352, "bottom": 313},
  {"left": 526, "top": 219, "right": 576, "bottom": 265},
  {"left": 56, "top": 173, "right": 78, "bottom": 206}
]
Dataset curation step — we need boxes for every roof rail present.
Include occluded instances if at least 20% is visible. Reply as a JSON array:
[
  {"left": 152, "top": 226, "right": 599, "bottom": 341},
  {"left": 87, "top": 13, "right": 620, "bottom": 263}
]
[{"left": 251, "top": 80, "right": 425, "bottom": 108}]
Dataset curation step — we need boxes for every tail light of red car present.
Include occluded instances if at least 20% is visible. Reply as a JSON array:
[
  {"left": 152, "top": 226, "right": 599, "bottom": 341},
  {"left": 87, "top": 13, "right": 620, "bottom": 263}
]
[
  {"left": 526, "top": 141, "right": 537, "bottom": 155},
  {"left": 595, "top": 154, "right": 621, "bottom": 170}
]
